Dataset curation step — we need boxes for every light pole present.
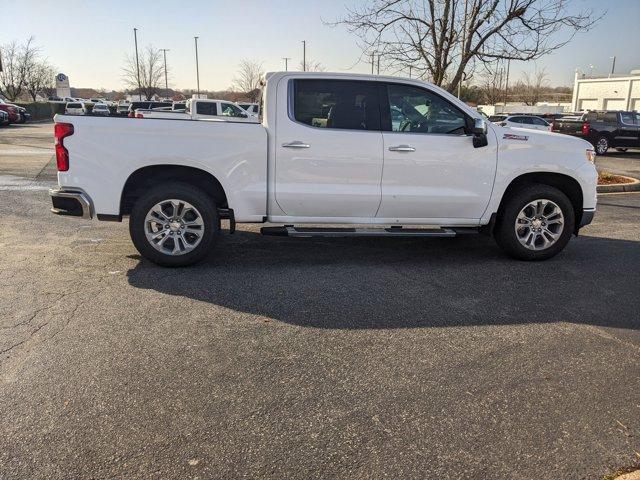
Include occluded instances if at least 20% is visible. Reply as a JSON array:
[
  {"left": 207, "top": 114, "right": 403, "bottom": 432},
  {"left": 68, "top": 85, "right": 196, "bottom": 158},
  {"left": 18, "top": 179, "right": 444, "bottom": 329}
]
[
  {"left": 371, "top": 52, "right": 375, "bottom": 74},
  {"left": 160, "top": 49, "right": 169, "bottom": 98},
  {"left": 133, "top": 28, "right": 141, "bottom": 99},
  {"left": 408, "top": 65, "right": 412, "bottom": 78},
  {"left": 194, "top": 36, "right": 200, "bottom": 95},
  {"left": 302, "top": 40, "right": 306, "bottom": 71},
  {"left": 282, "top": 57, "right": 290, "bottom": 71},
  {"left": 377, "top": 54, "right": 381, "bottom": 75},
  {"left": 610, "top": 56, "right": 616, "bottom": 76},
  {"left": 503, "top": 58, "right": 511, "bottom": 105}
]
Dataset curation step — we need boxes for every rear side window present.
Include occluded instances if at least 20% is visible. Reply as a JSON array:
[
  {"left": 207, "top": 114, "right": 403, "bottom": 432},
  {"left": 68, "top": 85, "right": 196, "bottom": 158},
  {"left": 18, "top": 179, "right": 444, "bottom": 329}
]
[
  {"left": 620, "top": 112, "right": 634, "bottom": 124},
  {"left": 293, "top": 79, "right": 381, "bottom": 131},
  {"left": 531, "top": 117, "right": 548, "bottom": 126},
  {"left": 196, "top": 102, "right": 218, "bottom": 116},
  {"left": 509, "top": 117, "right": 524, "bottom": 124}
]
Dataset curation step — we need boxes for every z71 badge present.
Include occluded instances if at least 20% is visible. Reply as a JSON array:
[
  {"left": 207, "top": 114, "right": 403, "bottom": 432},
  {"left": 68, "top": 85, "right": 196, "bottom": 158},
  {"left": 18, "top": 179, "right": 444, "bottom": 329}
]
[{"left": 503, "top": 133, "right": 529, "bottom": 141}]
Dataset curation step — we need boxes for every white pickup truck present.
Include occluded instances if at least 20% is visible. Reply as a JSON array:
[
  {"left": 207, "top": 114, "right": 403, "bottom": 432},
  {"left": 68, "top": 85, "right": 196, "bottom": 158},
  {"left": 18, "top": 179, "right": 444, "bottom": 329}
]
[
  {"left": 136, "top": 98, "right": 257, "bottom": 122},
  {"left": 50, "top": 72, "right": 597, "bottom": 266}
]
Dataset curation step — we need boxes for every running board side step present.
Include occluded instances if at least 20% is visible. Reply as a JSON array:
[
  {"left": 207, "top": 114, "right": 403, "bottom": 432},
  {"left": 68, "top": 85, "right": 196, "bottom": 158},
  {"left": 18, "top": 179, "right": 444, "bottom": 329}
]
[{"left": 260, "top": 226, "right": 458, "bottom": 238}]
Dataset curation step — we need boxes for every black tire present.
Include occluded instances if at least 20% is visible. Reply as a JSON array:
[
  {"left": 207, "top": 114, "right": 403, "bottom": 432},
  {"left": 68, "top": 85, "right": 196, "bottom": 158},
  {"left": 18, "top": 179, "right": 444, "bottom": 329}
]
[
  {"left": 595, "top": 136, "right": 609, "bottom": 155},
  {"left": 494, "top": 183, "right": 575, "bottom": 261},
  {"left": 615, "top": 148, "right": 628, "bottom": 152},
  {"left": 129, "top": 182, "right": 219, "bottom": 267}
]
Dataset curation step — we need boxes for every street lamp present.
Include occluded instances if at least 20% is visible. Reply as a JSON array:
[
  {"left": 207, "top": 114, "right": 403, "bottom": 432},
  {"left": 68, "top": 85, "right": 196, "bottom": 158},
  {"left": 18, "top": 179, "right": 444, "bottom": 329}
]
[
  {"left": 133, "top": 28, "right": 141, "bottom": 99},
  {"left": 610, "top": 56, "right": 616, "bottom": 76},
  {"left": 194, "top": 36, "right": 200, "bottom": 95},
  {"left": 282, "top": 57, "right": 290, "bottom": 71},
  {"left": 301, "top": 40, "right": 306, "bottom": 72},
  {"left": 160, "top": 49, "right": 169, "bottom": 98}
]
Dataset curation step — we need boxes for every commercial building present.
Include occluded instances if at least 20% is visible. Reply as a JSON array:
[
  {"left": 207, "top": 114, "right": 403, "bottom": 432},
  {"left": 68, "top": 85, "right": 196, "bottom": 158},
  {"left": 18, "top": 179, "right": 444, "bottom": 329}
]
[{"left": 571, "top": 70, "right": 640, "bottom": 112}]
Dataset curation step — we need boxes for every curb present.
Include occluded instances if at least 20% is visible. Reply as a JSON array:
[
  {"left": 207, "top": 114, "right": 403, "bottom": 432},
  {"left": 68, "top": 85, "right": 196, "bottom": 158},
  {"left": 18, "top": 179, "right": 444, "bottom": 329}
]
[{"left": 597, "top": 176, "right": 640, "bottom": 193}]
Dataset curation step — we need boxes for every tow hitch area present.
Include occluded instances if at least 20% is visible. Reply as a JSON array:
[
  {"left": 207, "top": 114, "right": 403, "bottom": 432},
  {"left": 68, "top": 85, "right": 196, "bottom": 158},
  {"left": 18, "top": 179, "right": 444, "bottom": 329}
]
[{"left": 260, "top": 226, "right": 458, "bottom": 238}]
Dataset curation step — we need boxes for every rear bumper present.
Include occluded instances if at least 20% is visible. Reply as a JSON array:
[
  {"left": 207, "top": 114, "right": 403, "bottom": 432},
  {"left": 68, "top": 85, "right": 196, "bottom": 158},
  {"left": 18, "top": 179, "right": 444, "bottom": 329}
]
[{"left": 50, "top": 188, "right": 93, "bottom": 219}]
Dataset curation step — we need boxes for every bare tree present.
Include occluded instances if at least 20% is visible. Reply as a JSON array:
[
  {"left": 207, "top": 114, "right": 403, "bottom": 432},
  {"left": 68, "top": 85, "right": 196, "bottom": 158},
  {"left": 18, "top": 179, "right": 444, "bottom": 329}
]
[
  {"left": 122, "top": 46, "right": 165, "bottom": 100},
  {"left": 0, "top": 37, "right": 39, "bottom": 101},
  {"left": 514, "top": 68, "right": 549, "bottom": 105},
  {"left": 24, "top": 60, "right": 56, "bottom": 101},
  {"left": 297, "top": 59, "right": 326, "bottom": 72},
  {"left": 232, "top": 59, "right": 264, "bottom": 101},
  {"left": 333, "top": 0, "right": 600, "bottom": 93}
]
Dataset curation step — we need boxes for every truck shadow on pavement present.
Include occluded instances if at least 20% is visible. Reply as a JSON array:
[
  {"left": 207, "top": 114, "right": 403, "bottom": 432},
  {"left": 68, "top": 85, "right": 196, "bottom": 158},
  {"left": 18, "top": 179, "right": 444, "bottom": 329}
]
[{"left": 126, "top": 232, "right": 640, "bottom": 330}]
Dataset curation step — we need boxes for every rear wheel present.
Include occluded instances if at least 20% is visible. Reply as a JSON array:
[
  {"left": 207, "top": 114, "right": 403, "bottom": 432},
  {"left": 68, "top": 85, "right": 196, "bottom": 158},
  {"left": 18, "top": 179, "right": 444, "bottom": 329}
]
[
  {"left": 129, "top": 183, "right": 219, "bottom": 267},
  {"left": 595, "top": 136, "right": 609, "bottom": 155},
  {"left": 494, "top": 184, "right": 575, "bottom": 261}
]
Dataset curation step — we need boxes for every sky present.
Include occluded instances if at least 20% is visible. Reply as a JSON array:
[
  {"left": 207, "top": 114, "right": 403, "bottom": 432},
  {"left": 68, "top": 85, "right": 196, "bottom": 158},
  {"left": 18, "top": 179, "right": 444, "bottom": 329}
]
[{"left": 2, "top": 0, "right": 639, "bottom": 92}]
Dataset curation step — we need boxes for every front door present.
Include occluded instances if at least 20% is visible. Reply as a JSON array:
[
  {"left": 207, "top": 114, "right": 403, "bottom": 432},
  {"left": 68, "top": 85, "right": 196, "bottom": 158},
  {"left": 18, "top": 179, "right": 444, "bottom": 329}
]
[
  {"left": 275, "top": 78, "right": 383, "bottom": 219},
  {"left": 377, "top": 83, "right": 497, "bottom": 222}
]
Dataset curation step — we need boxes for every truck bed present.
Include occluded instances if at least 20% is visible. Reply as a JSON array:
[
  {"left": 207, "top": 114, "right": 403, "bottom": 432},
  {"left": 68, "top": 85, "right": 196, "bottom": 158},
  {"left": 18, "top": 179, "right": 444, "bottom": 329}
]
[{"left": 54, "top": 114, "right": 269, "bottom": 222}]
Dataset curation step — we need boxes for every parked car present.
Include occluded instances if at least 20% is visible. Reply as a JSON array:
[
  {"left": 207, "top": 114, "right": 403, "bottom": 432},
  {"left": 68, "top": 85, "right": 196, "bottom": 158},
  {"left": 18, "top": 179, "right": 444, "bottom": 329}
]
[
  {"left": 127, "top": 101, "right": 172, "bottom": 118},
  {"left": 65, "top": 102, "right": 87, "bottom": 115},
  {"left": 172, "top": 101, "right": 186, "bottom": 111},
  {"left": 238, "top": 102, "right": 260, "bottom": 116},
  {"left": 91, "top": 103, "right": 110, "bottom": 116},
  {"left": 551, "top": 110, "right": 640, "bottom": 154},
  {"left": 136, "top": 99, "right": 256, "bottom": 122},
  {"left": 49, "top": 71, "right": 597, "bottom": 266},
  {"left": 489, "top": 114, "right": 551, "bottom": 132},
  {"left": 0, "top": 102, "right": 20, "bottom": 123},
  {"left": 116, "top": 101, "right": 131, "bottom": 116},
  {"left": 0, "top": 110, "right": 9, "bottom": 127}
]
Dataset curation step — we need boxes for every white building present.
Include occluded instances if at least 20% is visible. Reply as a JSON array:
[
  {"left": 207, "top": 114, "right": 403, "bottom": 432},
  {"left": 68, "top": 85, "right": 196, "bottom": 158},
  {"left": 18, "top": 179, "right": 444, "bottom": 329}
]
[{"left": 571, "top": 70, "right": 640, "bottom": 112}]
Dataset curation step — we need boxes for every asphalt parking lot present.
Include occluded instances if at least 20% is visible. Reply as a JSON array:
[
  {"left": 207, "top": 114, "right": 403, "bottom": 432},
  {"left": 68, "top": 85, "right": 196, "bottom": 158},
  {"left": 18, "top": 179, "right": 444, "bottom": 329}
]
[{"left": 1, "top": 123, "right": 639, "bottom": 479}]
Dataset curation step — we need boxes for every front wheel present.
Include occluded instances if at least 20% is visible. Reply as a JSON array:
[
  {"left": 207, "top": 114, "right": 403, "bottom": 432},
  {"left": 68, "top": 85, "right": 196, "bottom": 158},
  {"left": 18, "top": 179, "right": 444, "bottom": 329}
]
[
  {"left": 595, "top": 136, "right": 609, "bottom": 155},
  {"left": 129, "top": 183, "right": 219, "bottom": 267},
  {"left": 494, "top": 184, "right": 575, "bottom": 261}
]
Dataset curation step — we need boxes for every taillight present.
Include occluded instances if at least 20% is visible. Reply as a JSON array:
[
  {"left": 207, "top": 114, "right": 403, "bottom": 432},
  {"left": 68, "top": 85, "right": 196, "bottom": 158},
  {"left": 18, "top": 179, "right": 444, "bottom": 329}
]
[
  {"left": 128, "top": 112, "right": 134, "bottom": 118},
  {"left": 136, "top": 113, "right": 143, "bottom": 118},
  {"left": 582, "top": 123, "right": 590, "bottom": 135},
  {"left": 54, "top": 122, "right": 74, "bottom": 171},
  {"left": 550, "top": 121, "right": 556, "bottom": 131}
]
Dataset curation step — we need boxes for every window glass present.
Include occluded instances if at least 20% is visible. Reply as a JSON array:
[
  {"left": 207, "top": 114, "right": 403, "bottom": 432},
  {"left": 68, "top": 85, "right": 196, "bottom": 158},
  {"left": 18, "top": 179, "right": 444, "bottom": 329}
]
[
  {"left": 620, "top": 112, "right": 634, "bottom": 124},
  {"left": 293, "top": 79, "right": 380, "bottom": 130},
  {"left": 605, "top": 112, "right": 617, "bottom": 122},
  {"left": 67, "top": 103, "right": 81, "bottom": 108},
  {"left": 196, "top": 102, "right": 218, "bottom": 116},
  {"left": 509, "top": 117, "right": 524, "bottom": 124},
  {"left": 488, "top": 115, "right": 506, "bottom": 122},
  {"left": 220, "top": 103, "right": 245, "bottom": 117},
  {"left": 387, "top": 84, "right": 466, "bottom": 134},
  {"left": 635, "top": 114, "right": 640, "bottom": 125},
  {"left": 531, "top": 117, "right": 548, "bottom": 126}
]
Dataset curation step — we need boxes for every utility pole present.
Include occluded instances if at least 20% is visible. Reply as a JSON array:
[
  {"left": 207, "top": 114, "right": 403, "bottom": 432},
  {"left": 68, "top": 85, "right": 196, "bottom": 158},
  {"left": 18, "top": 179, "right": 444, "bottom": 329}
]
[
  {"left": 504, "top": 58, "right": 511, "bottom": 105},
  {"left": 610, "top": 56, "right": 616, "bottom": 76},
  {"left": 133, "top": 28, "right": 141, "bottom": 100},
  {"left": 302, "top": 40, "right": 306, "bottom": 71},
  {"left": 282, "top": 57, "right": 290, "bottom": 71},
  {"left": 408, "top": 65, "right": 412, "bottom": 78},
  {"left": 377, "top": 54, "right": 381, "bottom": 75},
  {"left": 371, "top": 52, "right": 375, "bottom": 74},
  {"left": 160, "top": 49, "right": 169, "bottom": 98},
  {"left": 194, "top": 36, "right": 200, "bottom": 94}
]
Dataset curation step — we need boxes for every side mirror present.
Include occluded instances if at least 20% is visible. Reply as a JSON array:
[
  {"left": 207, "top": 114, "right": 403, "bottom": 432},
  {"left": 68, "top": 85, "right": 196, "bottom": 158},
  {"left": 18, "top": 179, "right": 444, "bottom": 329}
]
[
  {"left": 472, "top": 117, "right": 488, "bottom": 148},
  {"left": 473, "top": 117, "right": 487, "bottom": 135}
]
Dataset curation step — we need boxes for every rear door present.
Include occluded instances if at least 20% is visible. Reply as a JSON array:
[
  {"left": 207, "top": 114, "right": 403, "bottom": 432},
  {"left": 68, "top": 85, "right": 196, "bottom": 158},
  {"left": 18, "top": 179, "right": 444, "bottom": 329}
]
[
  {"left": 618, "top": 112, "right": 639, "bottom": 147},
  {"left": 378, "top": 82, "right": 497, "bottom": 221},
  {"left": 274, "top": 78, "right": 383, "bottom": 219}
]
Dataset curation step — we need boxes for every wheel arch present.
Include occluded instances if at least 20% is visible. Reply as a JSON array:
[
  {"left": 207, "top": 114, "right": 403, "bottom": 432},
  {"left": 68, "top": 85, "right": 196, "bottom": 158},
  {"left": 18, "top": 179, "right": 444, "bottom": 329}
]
[
  {"left": 496, "top": 172, "right": 584, "bottom": 232},
  {"left": 120, "top": 165, "right": 228, "bottom": 217}
]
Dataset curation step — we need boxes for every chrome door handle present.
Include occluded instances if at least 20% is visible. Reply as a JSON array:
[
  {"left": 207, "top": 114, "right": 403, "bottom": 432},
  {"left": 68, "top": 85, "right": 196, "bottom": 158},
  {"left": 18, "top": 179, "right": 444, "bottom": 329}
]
[
  {"left": 388, "top": 145, "right": 415, "bottom": 152},
  {"left": 282, "top": 141, "right": 310, "bottom": 148}
]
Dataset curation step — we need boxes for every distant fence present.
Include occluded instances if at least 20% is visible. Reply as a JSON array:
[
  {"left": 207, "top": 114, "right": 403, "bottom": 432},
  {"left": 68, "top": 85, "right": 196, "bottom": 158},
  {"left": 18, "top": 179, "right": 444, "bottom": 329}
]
[{"left": 15, "top": 102, "right": 66, "bottom": 121}]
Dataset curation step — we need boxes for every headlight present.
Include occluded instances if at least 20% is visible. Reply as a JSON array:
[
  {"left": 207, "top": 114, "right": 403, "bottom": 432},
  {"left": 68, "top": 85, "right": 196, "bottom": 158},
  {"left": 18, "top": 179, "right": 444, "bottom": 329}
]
[{"left": 586, "top": 148, "right": 596, "bottom": 164}]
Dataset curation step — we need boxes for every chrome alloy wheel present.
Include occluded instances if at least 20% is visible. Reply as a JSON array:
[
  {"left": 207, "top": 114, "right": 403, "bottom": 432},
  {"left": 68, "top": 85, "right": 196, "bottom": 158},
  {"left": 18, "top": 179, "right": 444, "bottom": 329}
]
[
  {"left": 596, "top": 137, "right": 608, "bottom": 155},
  {"left": 144, "top": 199, "right": 204, "bottom": 256},
  {"left": 515, "top": 199, "right": 564, "bottom": 251}
]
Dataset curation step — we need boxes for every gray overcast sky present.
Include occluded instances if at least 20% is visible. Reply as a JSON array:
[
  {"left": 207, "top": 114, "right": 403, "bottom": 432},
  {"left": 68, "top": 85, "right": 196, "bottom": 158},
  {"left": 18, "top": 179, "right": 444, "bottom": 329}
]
[{"left": 2, "top": 0, "right": 639, "bottom": 91}]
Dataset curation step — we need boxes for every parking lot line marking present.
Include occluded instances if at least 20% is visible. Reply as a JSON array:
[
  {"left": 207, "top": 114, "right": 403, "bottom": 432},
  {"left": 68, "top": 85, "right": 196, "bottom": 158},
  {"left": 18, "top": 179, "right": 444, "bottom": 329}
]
[{"left": 0, "top": 150, "right": 53, "bottom": 156}]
